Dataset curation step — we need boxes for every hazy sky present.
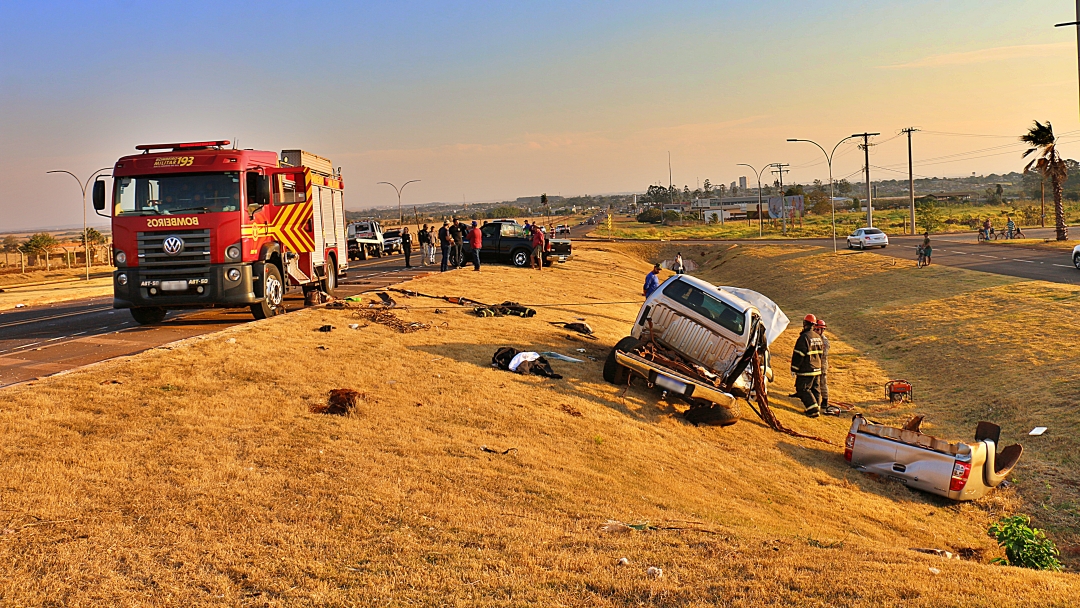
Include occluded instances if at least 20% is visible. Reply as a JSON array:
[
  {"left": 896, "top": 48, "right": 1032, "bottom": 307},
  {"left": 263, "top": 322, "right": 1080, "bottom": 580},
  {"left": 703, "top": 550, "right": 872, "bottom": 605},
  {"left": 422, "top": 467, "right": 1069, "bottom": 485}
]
[{"left": 3, "top": 0, "right": 1080, "bottom": 230}]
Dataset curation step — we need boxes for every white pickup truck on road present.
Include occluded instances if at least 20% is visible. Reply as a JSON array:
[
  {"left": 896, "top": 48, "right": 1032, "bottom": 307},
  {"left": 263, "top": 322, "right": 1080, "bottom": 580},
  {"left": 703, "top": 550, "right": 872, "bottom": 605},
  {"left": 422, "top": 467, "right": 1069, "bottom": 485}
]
[{"left": 347, "top": 220, "right": 387, "bottom": 260}]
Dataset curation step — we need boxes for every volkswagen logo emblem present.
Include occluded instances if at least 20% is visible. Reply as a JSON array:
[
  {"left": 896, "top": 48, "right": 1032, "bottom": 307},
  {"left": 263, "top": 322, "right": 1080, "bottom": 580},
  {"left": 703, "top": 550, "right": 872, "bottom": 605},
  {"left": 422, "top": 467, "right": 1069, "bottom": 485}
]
[{"left": 162, "top": 236, "right": 185, "bottom": 256}]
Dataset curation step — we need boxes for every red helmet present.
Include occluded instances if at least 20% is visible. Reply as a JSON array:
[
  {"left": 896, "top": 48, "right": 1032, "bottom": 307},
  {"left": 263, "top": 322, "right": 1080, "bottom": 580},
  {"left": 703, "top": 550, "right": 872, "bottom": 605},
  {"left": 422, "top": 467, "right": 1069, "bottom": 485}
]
[
  {"left": 803, "top": 314, "right": 817, "bottom": 324},
  {"left": 814, "top": 319, "right": 827, "bottom": 329}
]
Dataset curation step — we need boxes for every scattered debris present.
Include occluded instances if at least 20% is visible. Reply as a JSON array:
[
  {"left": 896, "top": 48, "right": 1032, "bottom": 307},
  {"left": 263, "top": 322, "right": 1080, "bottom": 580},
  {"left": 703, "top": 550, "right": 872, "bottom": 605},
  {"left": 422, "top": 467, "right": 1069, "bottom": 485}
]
[
  {"left": 326, "top": 300, "right": 353, "bottom": 309},
  {"left": 928, "top": 567, "right": 941, "bottom": 575},
  {"left": 575, "top": 348, "right": 587, "bottom": 353},
  {"left": 317, "top": 325, "right": 335, "bottom": 332},
  {"left": 348, "top": 324, "right": 360, "bottom": 330},
  {"left": 540, "top": 351, "right": 584, "bottom": 363},
  {"left": 617, "top": 557, "right": 630, "bottom": 566},
  {"left": 15, "top": 303, "right": 26, "bottom": 308},
  {"left": 353, "top": 308, "right": 430, "bottom": 333},
  {"left": 226, "top": 338, "right": 237, "bottom": 344},
  {"left": 911, "top": 548, "right": 961, "bottom": 560},
  {"left": 99, "top": 379, "right": 122, "bottom": 385},
  {"left": 600, "top": 520, "right": 633, "bottom": 534},
  {"left": 305, "top": 290, "right": 334, "bottom": 306},
  {"left": 475, "top": 301, "right": 536, "bottom": 317},
  {"left": 480, "top": 445, "right": 517, "bottom": 455},
  {"left": 373, "top": 292, "right": 397, "bottom": 308},
  {"left": 560, "top": 404, "right": 583, "bottom": 417},
  {"left": 492, "top": 347, "right": 562, "bottom": 379},
  {"left": 1029, "top": 426, "right": 1047, "bottom": 436},
  {"left": 316, "top": 345, "right": 329, "bottom": 351},
  {"left": 434, "top": 308, "right": 445, "bottom": 314},
  {"left": 311, "top": 389, "right": 362, "bottom": 415},
  {"left": 646, "top": 566, "right": 663, "bottom": 579}
]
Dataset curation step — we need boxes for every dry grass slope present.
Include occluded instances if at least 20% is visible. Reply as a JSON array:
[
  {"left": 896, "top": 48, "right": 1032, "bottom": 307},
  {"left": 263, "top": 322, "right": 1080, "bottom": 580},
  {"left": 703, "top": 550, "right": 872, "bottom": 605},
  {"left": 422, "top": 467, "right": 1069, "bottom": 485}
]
[{"left": 0, "top": 244, "right": 1076, "bottom": 605}]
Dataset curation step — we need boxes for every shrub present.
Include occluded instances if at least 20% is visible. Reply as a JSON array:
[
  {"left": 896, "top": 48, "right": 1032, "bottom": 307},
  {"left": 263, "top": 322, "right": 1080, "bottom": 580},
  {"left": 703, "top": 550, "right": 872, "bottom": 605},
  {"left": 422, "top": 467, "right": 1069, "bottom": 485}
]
[
  {"left": 988, "top": 515, "right": 1062, "bottom": 571},
  {"left": 636, "top": 208, "right": 663, "bottom": 223}
]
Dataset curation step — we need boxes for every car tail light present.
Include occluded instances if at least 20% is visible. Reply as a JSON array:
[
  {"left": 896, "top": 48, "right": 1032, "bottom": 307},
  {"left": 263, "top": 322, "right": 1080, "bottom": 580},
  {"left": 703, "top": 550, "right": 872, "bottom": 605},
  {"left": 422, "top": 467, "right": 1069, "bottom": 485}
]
[
  {"left": 844, "top": 432, "right": 856, "bottom": 461},
  {"left": 949, "top": 460, "right": 971, "bottom": 492}
]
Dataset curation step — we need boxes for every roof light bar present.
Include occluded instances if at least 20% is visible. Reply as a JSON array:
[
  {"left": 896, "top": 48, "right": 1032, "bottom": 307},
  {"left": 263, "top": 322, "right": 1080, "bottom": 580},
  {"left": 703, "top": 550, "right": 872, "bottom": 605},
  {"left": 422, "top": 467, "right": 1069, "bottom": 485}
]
[{"left": 135, "top": 140, "right": 231, "bottom": 152}]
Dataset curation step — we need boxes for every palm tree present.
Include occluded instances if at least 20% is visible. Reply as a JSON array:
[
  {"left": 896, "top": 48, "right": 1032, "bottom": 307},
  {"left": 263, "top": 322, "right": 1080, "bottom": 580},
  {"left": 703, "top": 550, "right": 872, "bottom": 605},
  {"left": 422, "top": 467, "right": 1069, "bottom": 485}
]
[{"left": 1021, "top": 121, "right": 1069, "bottom": 240}]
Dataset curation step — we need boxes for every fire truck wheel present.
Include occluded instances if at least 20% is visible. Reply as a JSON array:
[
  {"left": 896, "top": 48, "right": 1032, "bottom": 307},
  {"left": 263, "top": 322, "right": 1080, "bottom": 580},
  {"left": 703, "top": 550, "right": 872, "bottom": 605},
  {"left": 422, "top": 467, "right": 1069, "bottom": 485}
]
[
  {"left": 322, "top": 260, "right": 337, "bottom": 296},
  {"left": 251, "top": 264, "right": 284, "bottom": 320},
  {"left": 129, "top": 307, "right": 167, "bottom": 325},
  {"left": 603, "top": 336, "right": 639, "bottom": 384}
]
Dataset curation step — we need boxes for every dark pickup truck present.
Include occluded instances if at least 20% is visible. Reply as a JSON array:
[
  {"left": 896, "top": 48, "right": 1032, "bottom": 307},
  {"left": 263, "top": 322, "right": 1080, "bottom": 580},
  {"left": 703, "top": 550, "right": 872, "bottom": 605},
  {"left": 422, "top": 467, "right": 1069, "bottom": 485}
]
[{"left": 464, "top": 222, "right": 572, "bottom": 267}]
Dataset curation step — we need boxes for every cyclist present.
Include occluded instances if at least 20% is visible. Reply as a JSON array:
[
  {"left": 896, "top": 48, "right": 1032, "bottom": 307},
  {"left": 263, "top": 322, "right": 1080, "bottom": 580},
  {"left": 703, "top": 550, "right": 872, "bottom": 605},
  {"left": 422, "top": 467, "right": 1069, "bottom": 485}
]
[
  {"left": 982, "top": 218, "right": 992, "bottom": 241},
  {"left": 918, "top": 232, "right": 932, "bottom": 267},
  {"left": 1006, "top": 216, "right": 1016, "bottom": 239}
]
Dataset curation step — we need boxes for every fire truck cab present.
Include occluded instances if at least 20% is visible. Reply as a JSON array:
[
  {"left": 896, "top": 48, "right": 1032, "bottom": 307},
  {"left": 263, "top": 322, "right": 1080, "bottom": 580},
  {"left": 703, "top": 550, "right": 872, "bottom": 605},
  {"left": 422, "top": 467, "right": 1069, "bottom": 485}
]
[{"left": 94, "top": 140, "right": 347, "bottom": 324}]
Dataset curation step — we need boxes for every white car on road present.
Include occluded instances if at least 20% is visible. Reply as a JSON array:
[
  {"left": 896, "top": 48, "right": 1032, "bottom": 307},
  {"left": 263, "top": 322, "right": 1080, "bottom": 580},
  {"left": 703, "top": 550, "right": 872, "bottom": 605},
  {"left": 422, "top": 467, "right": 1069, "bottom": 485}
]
[
  {"left": 1071, "top": 244, "right": 1080, "bottom": 268},
  {"left": 847, "top": 227, "right": 889, "bottom": 250}
]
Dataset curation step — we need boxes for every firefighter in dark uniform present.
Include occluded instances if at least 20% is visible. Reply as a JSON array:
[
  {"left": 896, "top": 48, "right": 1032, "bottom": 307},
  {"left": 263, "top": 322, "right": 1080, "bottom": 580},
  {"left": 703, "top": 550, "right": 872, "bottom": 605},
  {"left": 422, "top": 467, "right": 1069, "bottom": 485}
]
[
  {"left": 791, "top": 313, "right": 824, "bottom": 417},
  {"left": 814, "top": 318, "right": 839, "bottom": 415}
]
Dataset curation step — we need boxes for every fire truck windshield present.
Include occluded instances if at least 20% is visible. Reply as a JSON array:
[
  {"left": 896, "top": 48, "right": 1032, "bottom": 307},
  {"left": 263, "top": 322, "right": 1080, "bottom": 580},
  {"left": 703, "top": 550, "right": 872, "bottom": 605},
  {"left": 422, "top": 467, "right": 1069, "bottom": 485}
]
[{"left": 114, "top": 172, "right": 241, "bottom": 216}]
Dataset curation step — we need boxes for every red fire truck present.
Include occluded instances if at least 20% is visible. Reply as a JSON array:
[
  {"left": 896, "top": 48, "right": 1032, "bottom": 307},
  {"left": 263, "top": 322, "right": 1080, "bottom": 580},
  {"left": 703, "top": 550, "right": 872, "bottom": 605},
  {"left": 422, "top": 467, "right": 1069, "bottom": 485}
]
[{"left": 92, "top": 140, "right": 348, "bottom": 324}]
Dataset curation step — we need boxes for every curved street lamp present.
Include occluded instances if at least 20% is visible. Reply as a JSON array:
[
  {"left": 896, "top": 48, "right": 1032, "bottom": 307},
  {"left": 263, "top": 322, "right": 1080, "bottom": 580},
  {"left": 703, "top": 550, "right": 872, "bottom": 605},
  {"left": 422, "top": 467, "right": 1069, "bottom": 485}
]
[
  {"left": 736, "top": 163, "right": 771, "bottom": 237},
  {"left": 786, "top": 136, "right": 857, "bottom": 253},
  {"left": 47, "top": 167, "right": 113, "bottom": 280},
  {"left": 377, "top": 180, "right": 421, "bottom": 225}
]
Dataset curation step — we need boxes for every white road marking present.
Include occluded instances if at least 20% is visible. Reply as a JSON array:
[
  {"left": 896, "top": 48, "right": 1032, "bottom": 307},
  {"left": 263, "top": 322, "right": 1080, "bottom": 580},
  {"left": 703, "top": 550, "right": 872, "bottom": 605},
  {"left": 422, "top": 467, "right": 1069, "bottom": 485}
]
[
  {"left": 1053, "top": 264, "right": 1074, "bottom": 268},
  {"left": 1013, "top": 259, "right": 1036, "bottom": 263}
]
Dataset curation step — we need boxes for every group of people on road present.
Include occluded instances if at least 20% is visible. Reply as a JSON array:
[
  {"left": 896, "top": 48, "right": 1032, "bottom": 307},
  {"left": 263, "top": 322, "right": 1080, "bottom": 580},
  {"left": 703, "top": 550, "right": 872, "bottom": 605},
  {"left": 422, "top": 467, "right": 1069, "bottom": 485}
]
[
  {"left": 791, "top": 313, "right": 835, "bottom": 418},
  {"left": 426, "top": 218, "right": 484, "bottom": 272}
]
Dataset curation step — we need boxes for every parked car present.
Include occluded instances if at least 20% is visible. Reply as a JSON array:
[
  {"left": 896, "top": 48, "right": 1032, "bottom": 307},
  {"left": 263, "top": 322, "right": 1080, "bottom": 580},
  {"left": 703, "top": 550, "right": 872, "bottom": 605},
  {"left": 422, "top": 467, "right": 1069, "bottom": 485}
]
[
  {"left": 1070, "top": 243, "right": 1080, "bottom": 269},
  {"left": 489, "top": 218, "right": 520, "bottom": 225},
  {"left": 847, "top": 227, "right": 888, "bottom": 249},
  {"left": 462, "top": 222, "right": 572, "bottom": 267},
  {"left": 382, "top": 229, "right": 403, "bottom": 254},
  {"left": 347, "top": 220, "right": 386, "bottom": 260},
  {"left": 845, "top": 415, "right": 1022, "bottom": 501},
  {"left": 604, "top": 275, "right": 787, "bottom": 426},
  {"left": 555, "top": 224, "right": 570, "bottom": 235}
]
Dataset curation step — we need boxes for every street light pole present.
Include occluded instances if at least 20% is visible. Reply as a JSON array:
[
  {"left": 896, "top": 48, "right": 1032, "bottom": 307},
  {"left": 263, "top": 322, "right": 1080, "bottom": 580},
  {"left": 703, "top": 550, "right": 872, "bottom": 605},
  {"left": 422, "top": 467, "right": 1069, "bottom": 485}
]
[
  {"left": 47, "top": 167, "right": 112, "bottom": 280},
  {"left": 787, "top": 136, "right": 858, "bottom": 253},
  {"left": 737, "top": 163, "right": 769, "bottom": 237},
  {"left": 377, "top": 180, "right": 421, "bottom": 225}
]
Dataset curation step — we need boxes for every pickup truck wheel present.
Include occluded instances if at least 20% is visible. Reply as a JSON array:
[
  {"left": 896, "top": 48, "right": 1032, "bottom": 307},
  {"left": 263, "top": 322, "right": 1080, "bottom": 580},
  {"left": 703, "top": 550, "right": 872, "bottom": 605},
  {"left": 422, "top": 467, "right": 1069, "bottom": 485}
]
[
  {"left": 603, "top": 336, "right": 640, "bottom": 384},
  {"left": 129, "top": 307, "right": 167, "bottom": 325},
  {"left": 511, "top": 249, "right": 531, "bottom": 268},
  {"left": 683, "top": 400, "right": 740, "bottom": 427},
  {"left": 250, "top": 264, "right": 284, "bottom": 320}
]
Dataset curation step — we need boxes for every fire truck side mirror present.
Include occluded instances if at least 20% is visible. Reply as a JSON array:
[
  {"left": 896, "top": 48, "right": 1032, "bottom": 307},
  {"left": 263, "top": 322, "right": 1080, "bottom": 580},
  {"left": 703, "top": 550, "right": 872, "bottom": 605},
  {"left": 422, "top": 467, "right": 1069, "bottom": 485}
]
[{"left": 92, "top": 180, "right": 106, "bottom": 211}]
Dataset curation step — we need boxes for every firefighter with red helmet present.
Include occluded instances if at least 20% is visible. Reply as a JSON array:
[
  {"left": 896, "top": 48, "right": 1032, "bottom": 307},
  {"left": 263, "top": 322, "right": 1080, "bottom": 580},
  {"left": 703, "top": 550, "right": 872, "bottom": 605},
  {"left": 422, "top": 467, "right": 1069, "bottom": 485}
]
[{"left": 791, "top": 313, "right": 825, "bottom": 417}]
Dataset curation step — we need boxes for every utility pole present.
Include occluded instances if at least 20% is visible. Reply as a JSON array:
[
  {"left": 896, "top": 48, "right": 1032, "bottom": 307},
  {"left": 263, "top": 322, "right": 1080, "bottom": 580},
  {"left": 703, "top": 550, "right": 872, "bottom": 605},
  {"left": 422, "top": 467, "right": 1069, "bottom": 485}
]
[
  {"left": 1056, "top": 1, "right": 1080, "bottom": 121},
  {"left": 852, "top": 132, "right": 880, "bottom": 227},
  {"left": 668, "top": 152, "right": 674, "bottom": 211},
  {"left": 717, "top": 183, "right": 726, "bottom": 226},
  {"left": 771, "top": 163, "right": 790, "bottom": 235},
  {"left": 902, "top": 128, "right": 919, "bottom": 235}
]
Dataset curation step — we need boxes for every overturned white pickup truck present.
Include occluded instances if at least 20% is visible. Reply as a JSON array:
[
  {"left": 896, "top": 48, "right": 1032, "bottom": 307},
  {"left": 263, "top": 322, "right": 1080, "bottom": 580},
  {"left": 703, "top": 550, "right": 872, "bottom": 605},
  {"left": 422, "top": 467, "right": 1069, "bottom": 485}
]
[
  {"left": 604, "top": 275, "right": 788, "bottom": 426},
  {"left": 846, "top": 414, "right": 1023, "bottom": 501}
]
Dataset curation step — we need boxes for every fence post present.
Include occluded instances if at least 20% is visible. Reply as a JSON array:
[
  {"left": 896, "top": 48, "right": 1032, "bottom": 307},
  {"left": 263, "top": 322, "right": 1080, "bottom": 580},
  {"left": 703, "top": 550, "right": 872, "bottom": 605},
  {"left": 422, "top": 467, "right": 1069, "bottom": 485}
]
[{"left": 20, "top": 250, "right": 25, "bottom": 273}]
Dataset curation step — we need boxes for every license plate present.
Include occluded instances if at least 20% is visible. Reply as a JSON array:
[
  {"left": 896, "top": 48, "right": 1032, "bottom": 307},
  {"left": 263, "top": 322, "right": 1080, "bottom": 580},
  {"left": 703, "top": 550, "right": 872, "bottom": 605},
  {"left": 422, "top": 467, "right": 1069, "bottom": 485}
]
[
  {"left": 655, "top": 375, "right": 687, "bottom": 394},
  {"left": 160, "top": 280, "right": 189, "bottom": 292}
]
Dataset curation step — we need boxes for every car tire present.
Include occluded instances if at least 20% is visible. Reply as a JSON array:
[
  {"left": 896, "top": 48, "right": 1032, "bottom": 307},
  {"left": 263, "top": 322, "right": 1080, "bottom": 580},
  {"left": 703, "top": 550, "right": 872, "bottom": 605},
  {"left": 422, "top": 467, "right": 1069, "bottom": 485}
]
[
  {"left": 683, "top": 399, "right": 740, "bottom": 427},
  {"left": 360, "top": 247, "right": 368, "bottom": 261},
  {"left": 129, "top": 307, "right": 167, "bottom": 325},
  {"left": 250, "top": 264, "right": 284, "bottom": 320},
  {"left": 1073, "top": 253, "right": 1080, "bottom": 269},
  {"left": 881, "top": 244, "right": 887, "bottom": 248},
  {"left": 511, "top": 249, "right": 531, "bottom": 268},
  {"left": 603, "top": 336, "right": 640, "bottom": 384}
]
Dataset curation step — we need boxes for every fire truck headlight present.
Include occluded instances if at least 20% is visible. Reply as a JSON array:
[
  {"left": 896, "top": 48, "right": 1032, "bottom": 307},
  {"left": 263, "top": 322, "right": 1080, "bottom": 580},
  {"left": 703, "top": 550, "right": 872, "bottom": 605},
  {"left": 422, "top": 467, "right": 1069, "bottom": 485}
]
[
  {"left": 226, "top": 268, "right": 241, "bottom": 282},
  {"left": 117, "top": 273, "right": 128, "bottom": 286},
  {"left": 115, "top": 250, "right": 127, "bottom": 265},
  {"left": 226, "top": 244, "right": 241, "bottom": 261}
]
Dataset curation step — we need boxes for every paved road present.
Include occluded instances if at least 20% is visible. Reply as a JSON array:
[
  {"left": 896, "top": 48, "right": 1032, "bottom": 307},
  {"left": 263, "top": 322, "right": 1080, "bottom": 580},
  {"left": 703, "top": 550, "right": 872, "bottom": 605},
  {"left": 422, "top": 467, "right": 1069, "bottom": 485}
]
[
  {"left": 0, "top": 254, "right": 444, "bottom": 388},
  {"left": 868, "top": 227, "right": 1080, "bottom": 285}
]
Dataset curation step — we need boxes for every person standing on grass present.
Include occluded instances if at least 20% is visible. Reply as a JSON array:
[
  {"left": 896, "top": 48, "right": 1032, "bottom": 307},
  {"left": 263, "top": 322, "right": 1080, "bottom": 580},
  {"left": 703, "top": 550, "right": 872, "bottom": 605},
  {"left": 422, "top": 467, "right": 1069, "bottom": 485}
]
[
  {"left": 438, "top": 221, "right": 451, "bottom": 272},
  {"left": 791, "top": 314, "right": 824, "bottom": 418},
  {"left": 643, "top": 264, "right": 662, "bottom": 297},
  {"left": 450, "top": 219, "right": 464, "bottom": 268},
  {"left": 418, "top": 224, "right": 430, "bottom": 267},
  {"left": 674, "top": 252, "right": 685, "bottom": 274},
  {"left": 530, "top": 224, "right": 546, "bottom": 271},
  {"left": 401, "top": 226, "right": 413, "bottom": 268},
  {"left": 469, "top": 220, "right": 483, "bottom": 271},
  {"left": 814, "top": 319, "right": 839, "bottom": 415}
]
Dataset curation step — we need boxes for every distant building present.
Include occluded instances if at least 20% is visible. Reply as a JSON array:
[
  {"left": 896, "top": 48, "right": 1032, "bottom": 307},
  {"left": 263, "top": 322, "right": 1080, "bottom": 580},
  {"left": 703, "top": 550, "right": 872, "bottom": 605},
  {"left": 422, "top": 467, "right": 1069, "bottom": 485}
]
[
  {"left": 692, "top": 197, "right": 755, "bottom": 221},
  {"left": 730, "top": 181, "right": 737, "bottom": 192},
  {"left": 739, "top": 176, "right": 747, "bottom": 190},
  {"left": 515, "top": 195, "right": 565, "bottom": 206}
]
